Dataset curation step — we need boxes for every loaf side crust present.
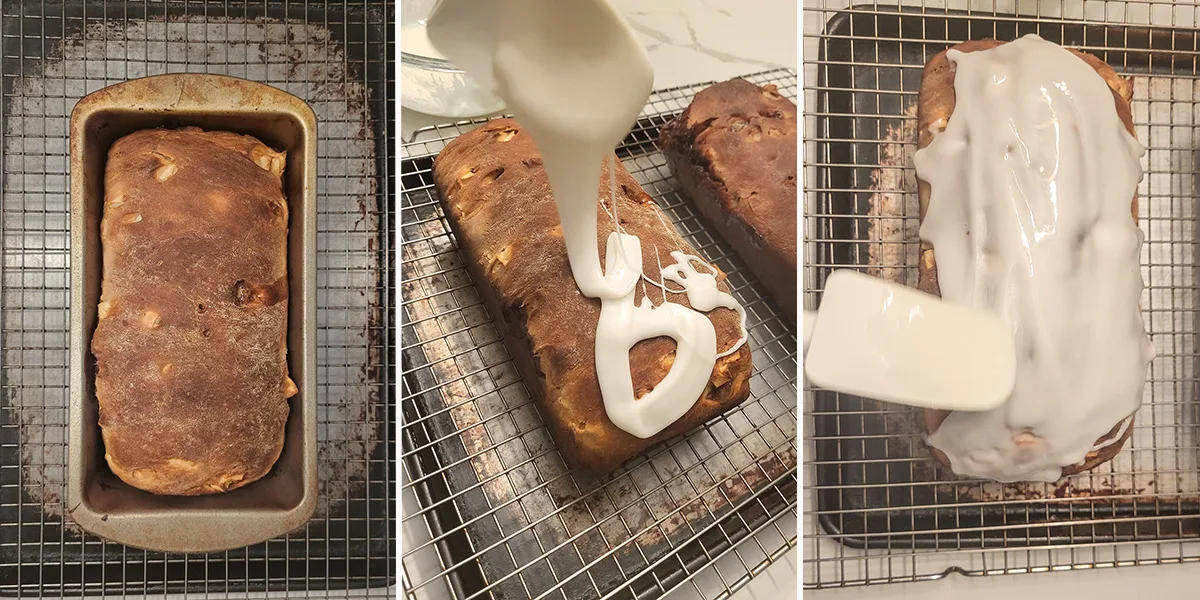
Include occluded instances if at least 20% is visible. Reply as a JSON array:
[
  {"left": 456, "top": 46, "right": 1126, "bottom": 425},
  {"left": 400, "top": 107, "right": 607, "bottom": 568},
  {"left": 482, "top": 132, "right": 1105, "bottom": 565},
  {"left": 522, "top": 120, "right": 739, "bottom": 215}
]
[
  {"left": 433, "top": 119, "right": 754, "bottom": 474},
  {"left": 94, "top": 127, "right": 296, "bottom": 496},
  {"left": 916, "top": 40, "right": 1139, "bottom": 478},
  {"left": 660, "top": 78, "right": 798, "bottom": 317}
]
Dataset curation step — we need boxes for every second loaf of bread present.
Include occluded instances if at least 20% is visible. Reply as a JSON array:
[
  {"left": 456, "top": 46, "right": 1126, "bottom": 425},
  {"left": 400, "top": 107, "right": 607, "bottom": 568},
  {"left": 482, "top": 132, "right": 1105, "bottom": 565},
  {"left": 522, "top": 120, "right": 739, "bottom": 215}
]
[{"left": 659, "top": 79, "right": 798, "bottom": 317}]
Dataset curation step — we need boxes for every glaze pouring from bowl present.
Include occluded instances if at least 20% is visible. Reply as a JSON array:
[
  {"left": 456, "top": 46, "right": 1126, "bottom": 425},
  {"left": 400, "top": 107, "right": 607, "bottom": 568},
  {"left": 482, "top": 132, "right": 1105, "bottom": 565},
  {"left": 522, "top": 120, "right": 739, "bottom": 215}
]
[
  {"left": 914, "top": 34, "right": 1153, "bottom": 482},
  {"left": 427, "top": 0, "right": 750, "bottom": 439}
]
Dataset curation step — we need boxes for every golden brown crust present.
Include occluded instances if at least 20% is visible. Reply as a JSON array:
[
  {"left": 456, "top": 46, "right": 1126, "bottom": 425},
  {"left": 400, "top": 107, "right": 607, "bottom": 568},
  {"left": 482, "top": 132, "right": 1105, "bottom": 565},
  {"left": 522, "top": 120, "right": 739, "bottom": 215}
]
[
  {"left": 659, "top": 79, "right": 798, "bottom": 317},
  {"left": 93, "top": 127, "right": 295, "bottom": 496},
  {"left": 433, "top": 118, "right": 754, "bottom": 474},
  {"left": 917, "top": 40, "right": 1137, "bottom": 478}
]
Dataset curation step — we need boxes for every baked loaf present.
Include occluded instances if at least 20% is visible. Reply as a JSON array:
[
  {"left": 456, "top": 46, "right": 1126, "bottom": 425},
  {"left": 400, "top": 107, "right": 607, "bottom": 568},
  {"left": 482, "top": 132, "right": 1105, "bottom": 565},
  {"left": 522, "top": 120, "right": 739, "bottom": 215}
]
[
  {"left": 660, "top": 78, "right": 798, "bottom": 317},
  {"left": 916, "top": 40, "right": 1138, "bottom": 477},
  {"left": 433, "top": 119, "right": 754, "bottom": 473},
  {"left": 93, "top": 127, "right": 296, "bottom": 496}
]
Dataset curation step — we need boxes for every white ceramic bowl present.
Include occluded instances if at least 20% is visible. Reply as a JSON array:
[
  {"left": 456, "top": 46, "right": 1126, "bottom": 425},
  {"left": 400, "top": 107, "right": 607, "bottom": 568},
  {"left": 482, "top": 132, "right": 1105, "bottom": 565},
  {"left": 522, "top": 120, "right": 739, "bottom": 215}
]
[{"left": 400, "top": 41, "right": 504, "bottom": 118}]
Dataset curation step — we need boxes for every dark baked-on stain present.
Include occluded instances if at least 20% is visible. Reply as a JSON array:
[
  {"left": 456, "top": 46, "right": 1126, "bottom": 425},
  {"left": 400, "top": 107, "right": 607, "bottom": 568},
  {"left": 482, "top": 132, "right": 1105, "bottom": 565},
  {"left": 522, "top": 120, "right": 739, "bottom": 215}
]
[
  {"left": 432, "top": 118, "right": 753, "bottom": 474},
  {"left": 93, "top": 127, "right": 297, "bottom": 496}
]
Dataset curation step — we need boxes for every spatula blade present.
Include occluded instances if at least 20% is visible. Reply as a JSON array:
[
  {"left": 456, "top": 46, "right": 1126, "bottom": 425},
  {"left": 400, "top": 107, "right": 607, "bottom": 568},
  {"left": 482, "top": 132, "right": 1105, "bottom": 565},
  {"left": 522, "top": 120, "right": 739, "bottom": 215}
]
[{"left": 805, "top": 270, "right": 1016, "bottom": 412}]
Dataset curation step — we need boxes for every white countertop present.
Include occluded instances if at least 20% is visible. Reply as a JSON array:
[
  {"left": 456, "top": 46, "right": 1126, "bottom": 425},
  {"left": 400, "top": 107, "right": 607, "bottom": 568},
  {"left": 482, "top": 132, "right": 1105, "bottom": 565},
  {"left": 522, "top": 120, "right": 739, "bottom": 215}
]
[
  {"left": 810, "top": 561, "right": 1200, "bottom": 598},
  {"left": 400, "top": 2, "right": 799, "bottom": 599}
]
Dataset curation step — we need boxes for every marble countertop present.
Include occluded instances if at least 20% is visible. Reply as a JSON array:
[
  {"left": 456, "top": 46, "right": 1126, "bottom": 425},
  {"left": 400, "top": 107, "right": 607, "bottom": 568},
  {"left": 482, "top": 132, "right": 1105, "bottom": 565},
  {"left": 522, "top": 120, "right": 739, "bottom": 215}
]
[{"left": 400, "top": 0, "right": 797, "bottom": 139}]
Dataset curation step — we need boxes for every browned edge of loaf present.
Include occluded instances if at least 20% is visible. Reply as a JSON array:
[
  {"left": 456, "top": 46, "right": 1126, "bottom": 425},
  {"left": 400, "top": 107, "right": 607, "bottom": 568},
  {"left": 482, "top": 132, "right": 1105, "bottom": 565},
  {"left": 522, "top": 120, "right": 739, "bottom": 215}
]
[
  {"left": 659, "top": 78, "right": 798, "bottom": 319},
  {"left": 432, "top": 118, "right": 754, "bottom": 474},
  {"left": 93, "top": 126, "right": 296, "bottom": 496},
  {"left": 916, "top": 40, "right": 1139, "bottom": 478}
]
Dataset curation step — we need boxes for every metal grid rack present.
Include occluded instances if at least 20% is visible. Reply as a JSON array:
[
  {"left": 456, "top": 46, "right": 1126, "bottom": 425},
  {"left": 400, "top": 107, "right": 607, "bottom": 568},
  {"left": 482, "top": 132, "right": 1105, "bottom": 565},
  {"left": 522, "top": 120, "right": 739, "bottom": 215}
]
[
  {"left": 804, "top": 0, "right": 1200, "bottom": 589},
  {"left": 1, "top": 0, "right": 394, "bottom": 596},
  {"left": 400, "top": 70, "right": 799, "bottom": 600}
]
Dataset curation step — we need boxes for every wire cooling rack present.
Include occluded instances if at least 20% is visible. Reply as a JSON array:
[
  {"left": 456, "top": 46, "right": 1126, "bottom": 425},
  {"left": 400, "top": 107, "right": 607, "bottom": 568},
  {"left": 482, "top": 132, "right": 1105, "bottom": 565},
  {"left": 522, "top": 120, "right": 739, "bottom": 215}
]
[
  {"left": 805, "top": 0, "right": 1200, "bottom": 590},
  {"left": 1, "top": 0, "right": 394, "bottom": 596},
  {"left": 400, "top": 69, "right": 799, "bottom": 600}
]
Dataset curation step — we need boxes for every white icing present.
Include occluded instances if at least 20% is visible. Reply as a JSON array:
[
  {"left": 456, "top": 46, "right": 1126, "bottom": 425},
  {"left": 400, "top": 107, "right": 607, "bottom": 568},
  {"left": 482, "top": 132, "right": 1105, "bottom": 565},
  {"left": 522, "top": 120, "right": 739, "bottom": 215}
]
[
  {"left": 428, "top": 0, "right": 750, "bottom": 440},
  {"left": 912, "top": 34, "right": 1153, "bottom": 482},
  {"left": 596, "top": 234, "right": 718, "bottom": 438},
  {"left": 490, "top": 1, "right": 654, "bottom": 299},
  {"left": 660, "top": 252, "right": 748, "bottom": 358}
]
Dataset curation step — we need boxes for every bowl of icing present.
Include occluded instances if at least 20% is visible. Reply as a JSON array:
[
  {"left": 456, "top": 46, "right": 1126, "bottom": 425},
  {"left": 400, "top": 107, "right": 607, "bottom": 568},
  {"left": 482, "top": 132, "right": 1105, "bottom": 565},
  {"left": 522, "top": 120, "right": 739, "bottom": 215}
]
[{"left": 400, "top": 20, "right": 505, "bottom": 118}]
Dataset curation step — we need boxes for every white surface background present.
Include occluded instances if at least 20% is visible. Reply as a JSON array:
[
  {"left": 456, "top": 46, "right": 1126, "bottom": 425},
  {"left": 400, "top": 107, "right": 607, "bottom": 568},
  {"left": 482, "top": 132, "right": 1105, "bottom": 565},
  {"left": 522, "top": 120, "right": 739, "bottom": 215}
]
[
  {"left": 808, "top": 562, "right": 1200, "bottom": 598},
  {"left": 399, "top": 1, "right": 799, "bottom": 599}
]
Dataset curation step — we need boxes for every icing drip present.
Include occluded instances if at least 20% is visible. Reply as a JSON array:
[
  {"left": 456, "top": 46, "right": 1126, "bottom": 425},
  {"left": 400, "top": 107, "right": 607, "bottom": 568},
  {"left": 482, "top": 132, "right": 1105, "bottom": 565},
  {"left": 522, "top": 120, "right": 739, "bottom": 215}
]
[
  {"left": 913, "top": 34, "right": 1153, "bottom": 482},
  {"left": 487, "top": 1, "right": 650, "bottom": 300},
  {"left": 593, "top": 159, "right": 749, "bottom": 437},
  {"left": 660, "top": 252, "right": 749, "bottom": 358}
]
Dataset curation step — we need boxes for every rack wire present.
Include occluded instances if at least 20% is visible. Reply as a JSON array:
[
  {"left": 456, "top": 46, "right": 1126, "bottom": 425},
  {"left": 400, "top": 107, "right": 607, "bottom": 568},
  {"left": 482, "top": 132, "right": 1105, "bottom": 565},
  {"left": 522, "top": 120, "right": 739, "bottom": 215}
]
[
  {"left": 1, "top": 0, "right": 394, "bottom": 596},
  {"left": 805, "top": 0, "right": 1200, "bottom": 589},
  {"left": 400, "top": 69, "right": 799, "bottom": 600}
]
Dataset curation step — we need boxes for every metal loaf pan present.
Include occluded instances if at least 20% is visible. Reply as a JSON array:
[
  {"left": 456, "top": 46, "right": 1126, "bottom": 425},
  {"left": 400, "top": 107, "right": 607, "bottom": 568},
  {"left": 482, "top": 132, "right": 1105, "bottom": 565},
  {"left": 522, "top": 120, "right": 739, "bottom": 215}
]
[{"left": 67, "top": 73, "right": 318, "bottom": 553}]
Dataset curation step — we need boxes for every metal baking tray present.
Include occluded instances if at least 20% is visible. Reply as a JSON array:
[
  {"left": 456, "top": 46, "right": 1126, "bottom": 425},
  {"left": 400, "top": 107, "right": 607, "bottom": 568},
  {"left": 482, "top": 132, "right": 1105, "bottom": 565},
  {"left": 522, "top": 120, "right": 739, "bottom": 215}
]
[
  {"left": 805, "top": 2, "right": 1200, "bottom": 588},
  {"left": 67, "top": 73, "right": 318, "bottom": 553},
  {"left": 402, "top": 70, "right": 799, "bottom": 600}
]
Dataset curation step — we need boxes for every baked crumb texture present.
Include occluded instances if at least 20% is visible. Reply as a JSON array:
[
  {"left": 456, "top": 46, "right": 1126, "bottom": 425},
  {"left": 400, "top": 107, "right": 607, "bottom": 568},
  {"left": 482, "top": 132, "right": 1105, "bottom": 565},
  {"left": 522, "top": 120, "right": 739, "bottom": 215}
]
[{"left": 94, "top": 127, "right": 295, "bottom": 496}]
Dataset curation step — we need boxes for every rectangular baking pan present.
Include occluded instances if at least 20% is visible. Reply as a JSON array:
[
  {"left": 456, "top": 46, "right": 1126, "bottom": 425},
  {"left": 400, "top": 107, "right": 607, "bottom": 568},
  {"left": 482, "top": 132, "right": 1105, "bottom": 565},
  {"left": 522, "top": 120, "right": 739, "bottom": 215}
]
[
  {"left": 68, "top": 73, "right": 318, "bottom": 553},
  {"left": 813, "top": 6, "right": 1200, "bottom": 550}
]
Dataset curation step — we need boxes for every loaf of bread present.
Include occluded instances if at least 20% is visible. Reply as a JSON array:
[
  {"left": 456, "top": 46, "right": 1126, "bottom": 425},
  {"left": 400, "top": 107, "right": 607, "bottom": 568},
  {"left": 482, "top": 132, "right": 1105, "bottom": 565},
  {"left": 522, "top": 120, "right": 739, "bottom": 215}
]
[
  {"left": 916, "top": 40, "right": 1139, "bottom": 478},
  {"left": 659, "top": 78, "right": 798, "bottom": 317},
  {"left": 92, "top": 127, "right": 296, "bottom": 496},
  {"left": 433, "top": 119, "right": 754, "bottom": 473}
]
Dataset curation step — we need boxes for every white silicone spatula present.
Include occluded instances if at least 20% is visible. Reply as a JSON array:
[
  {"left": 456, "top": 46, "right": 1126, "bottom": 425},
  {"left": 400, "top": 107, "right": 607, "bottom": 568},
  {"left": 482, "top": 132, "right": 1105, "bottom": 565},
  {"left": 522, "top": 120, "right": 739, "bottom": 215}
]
[{"left": 803, "top": 270, "right": 1017, "bottom": 412}]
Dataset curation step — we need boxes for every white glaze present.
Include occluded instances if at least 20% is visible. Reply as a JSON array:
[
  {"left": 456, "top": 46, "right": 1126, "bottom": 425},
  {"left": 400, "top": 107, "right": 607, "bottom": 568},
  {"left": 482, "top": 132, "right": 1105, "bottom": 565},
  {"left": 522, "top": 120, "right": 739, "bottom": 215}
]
[
  {"left": 913, "top": 34, "right": 1153, "bottom": 482},
  {"left": 660, "top": 252, "right": 748, "bottom": 358},
  {"left": 428, "top": 0, "right": 749, "bottom": 439},
  {"left": 596, "top": 234, "right": 718, "bottom": 438},
  {"left": 445, "top": 0, "right": 655, "bottom": 298}
]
